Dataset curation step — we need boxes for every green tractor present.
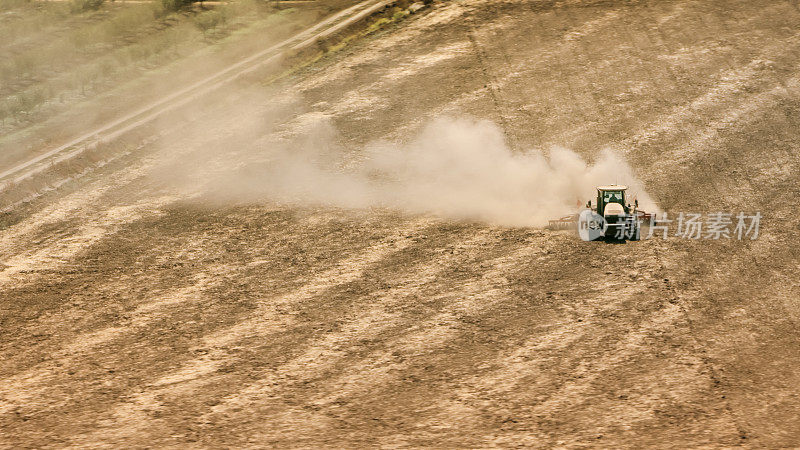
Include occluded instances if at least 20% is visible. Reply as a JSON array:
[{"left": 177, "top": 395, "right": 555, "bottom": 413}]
[
  {"left": 549, "top": 184, "right": 654, "bottom": 241},
  {"left": 585, "top": 185, "right": 640, "bottom": 240}
]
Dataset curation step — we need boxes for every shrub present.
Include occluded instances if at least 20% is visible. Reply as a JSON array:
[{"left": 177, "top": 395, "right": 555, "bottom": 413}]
[
  {"left": 391, "top": 7, "right": 407, "bottom": 21},
  {"left": 160, "top": 0, "right": 192, "bottom": 13},
  {"left": 103, "top": 4, "right": 158, "bottom": 40},
  {"left": 193, "top": 9, "right": 225, "bottom": 34},
  {"left": 68, "top": 0, "right": 104, "bottom": 13},
  {"left": 0, "top": 0, "right": 31, "bottom": 9}
]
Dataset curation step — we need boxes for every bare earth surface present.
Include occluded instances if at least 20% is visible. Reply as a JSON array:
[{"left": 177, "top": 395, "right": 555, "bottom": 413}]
[{"left": 2, "top": 0, "right": 800, "bottom": 447}]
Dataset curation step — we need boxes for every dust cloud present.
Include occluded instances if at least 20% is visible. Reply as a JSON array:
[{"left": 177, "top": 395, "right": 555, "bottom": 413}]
[{"left": 201, "top": 116, "right": 657, "bottom": 227}]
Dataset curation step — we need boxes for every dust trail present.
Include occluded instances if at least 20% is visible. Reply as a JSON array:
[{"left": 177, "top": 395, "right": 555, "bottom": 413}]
[{"left": 206, "top": 116, "right": 657, "bottom": 227}]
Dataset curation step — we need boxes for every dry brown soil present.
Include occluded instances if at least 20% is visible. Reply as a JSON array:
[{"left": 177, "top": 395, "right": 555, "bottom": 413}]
[{"left": 2, "top": 0, "right": 800, "bottom": 447}]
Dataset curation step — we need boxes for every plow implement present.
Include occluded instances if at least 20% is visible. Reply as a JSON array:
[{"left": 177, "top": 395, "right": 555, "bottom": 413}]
[{"left": 548, "top": 213, "right": 580, "bottom": 230}]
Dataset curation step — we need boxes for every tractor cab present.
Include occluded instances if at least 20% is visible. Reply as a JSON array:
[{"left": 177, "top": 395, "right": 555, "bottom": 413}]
[{"left": 596, "top": 185, "right": 629, "bottom": 216}]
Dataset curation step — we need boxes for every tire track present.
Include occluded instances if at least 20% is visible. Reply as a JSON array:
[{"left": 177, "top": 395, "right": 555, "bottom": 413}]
[
  {"left": 212, "top": 239, "right": 560, "bottom": 444},
  {"left": 0, "top": 195, "right": 177, "bottom": 287},
  {"left": 0, "top": 212, "right": 432, "bottom": 424},
  {"left": 65, "top": 219, "right": 439, "bottom": 445}
]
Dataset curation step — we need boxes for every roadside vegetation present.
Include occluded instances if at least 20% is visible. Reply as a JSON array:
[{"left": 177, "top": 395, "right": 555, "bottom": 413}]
[
  {"left": 0, "top": 0, "right": 297, "bottom": 133},
  {"left": 274, "top": 1, "right": 424, "bottom": 84}
]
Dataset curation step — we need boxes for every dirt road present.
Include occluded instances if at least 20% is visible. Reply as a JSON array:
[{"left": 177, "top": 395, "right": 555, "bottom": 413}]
[{"left": 2, "top": 0, "right": 800, "bottom": 447}]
